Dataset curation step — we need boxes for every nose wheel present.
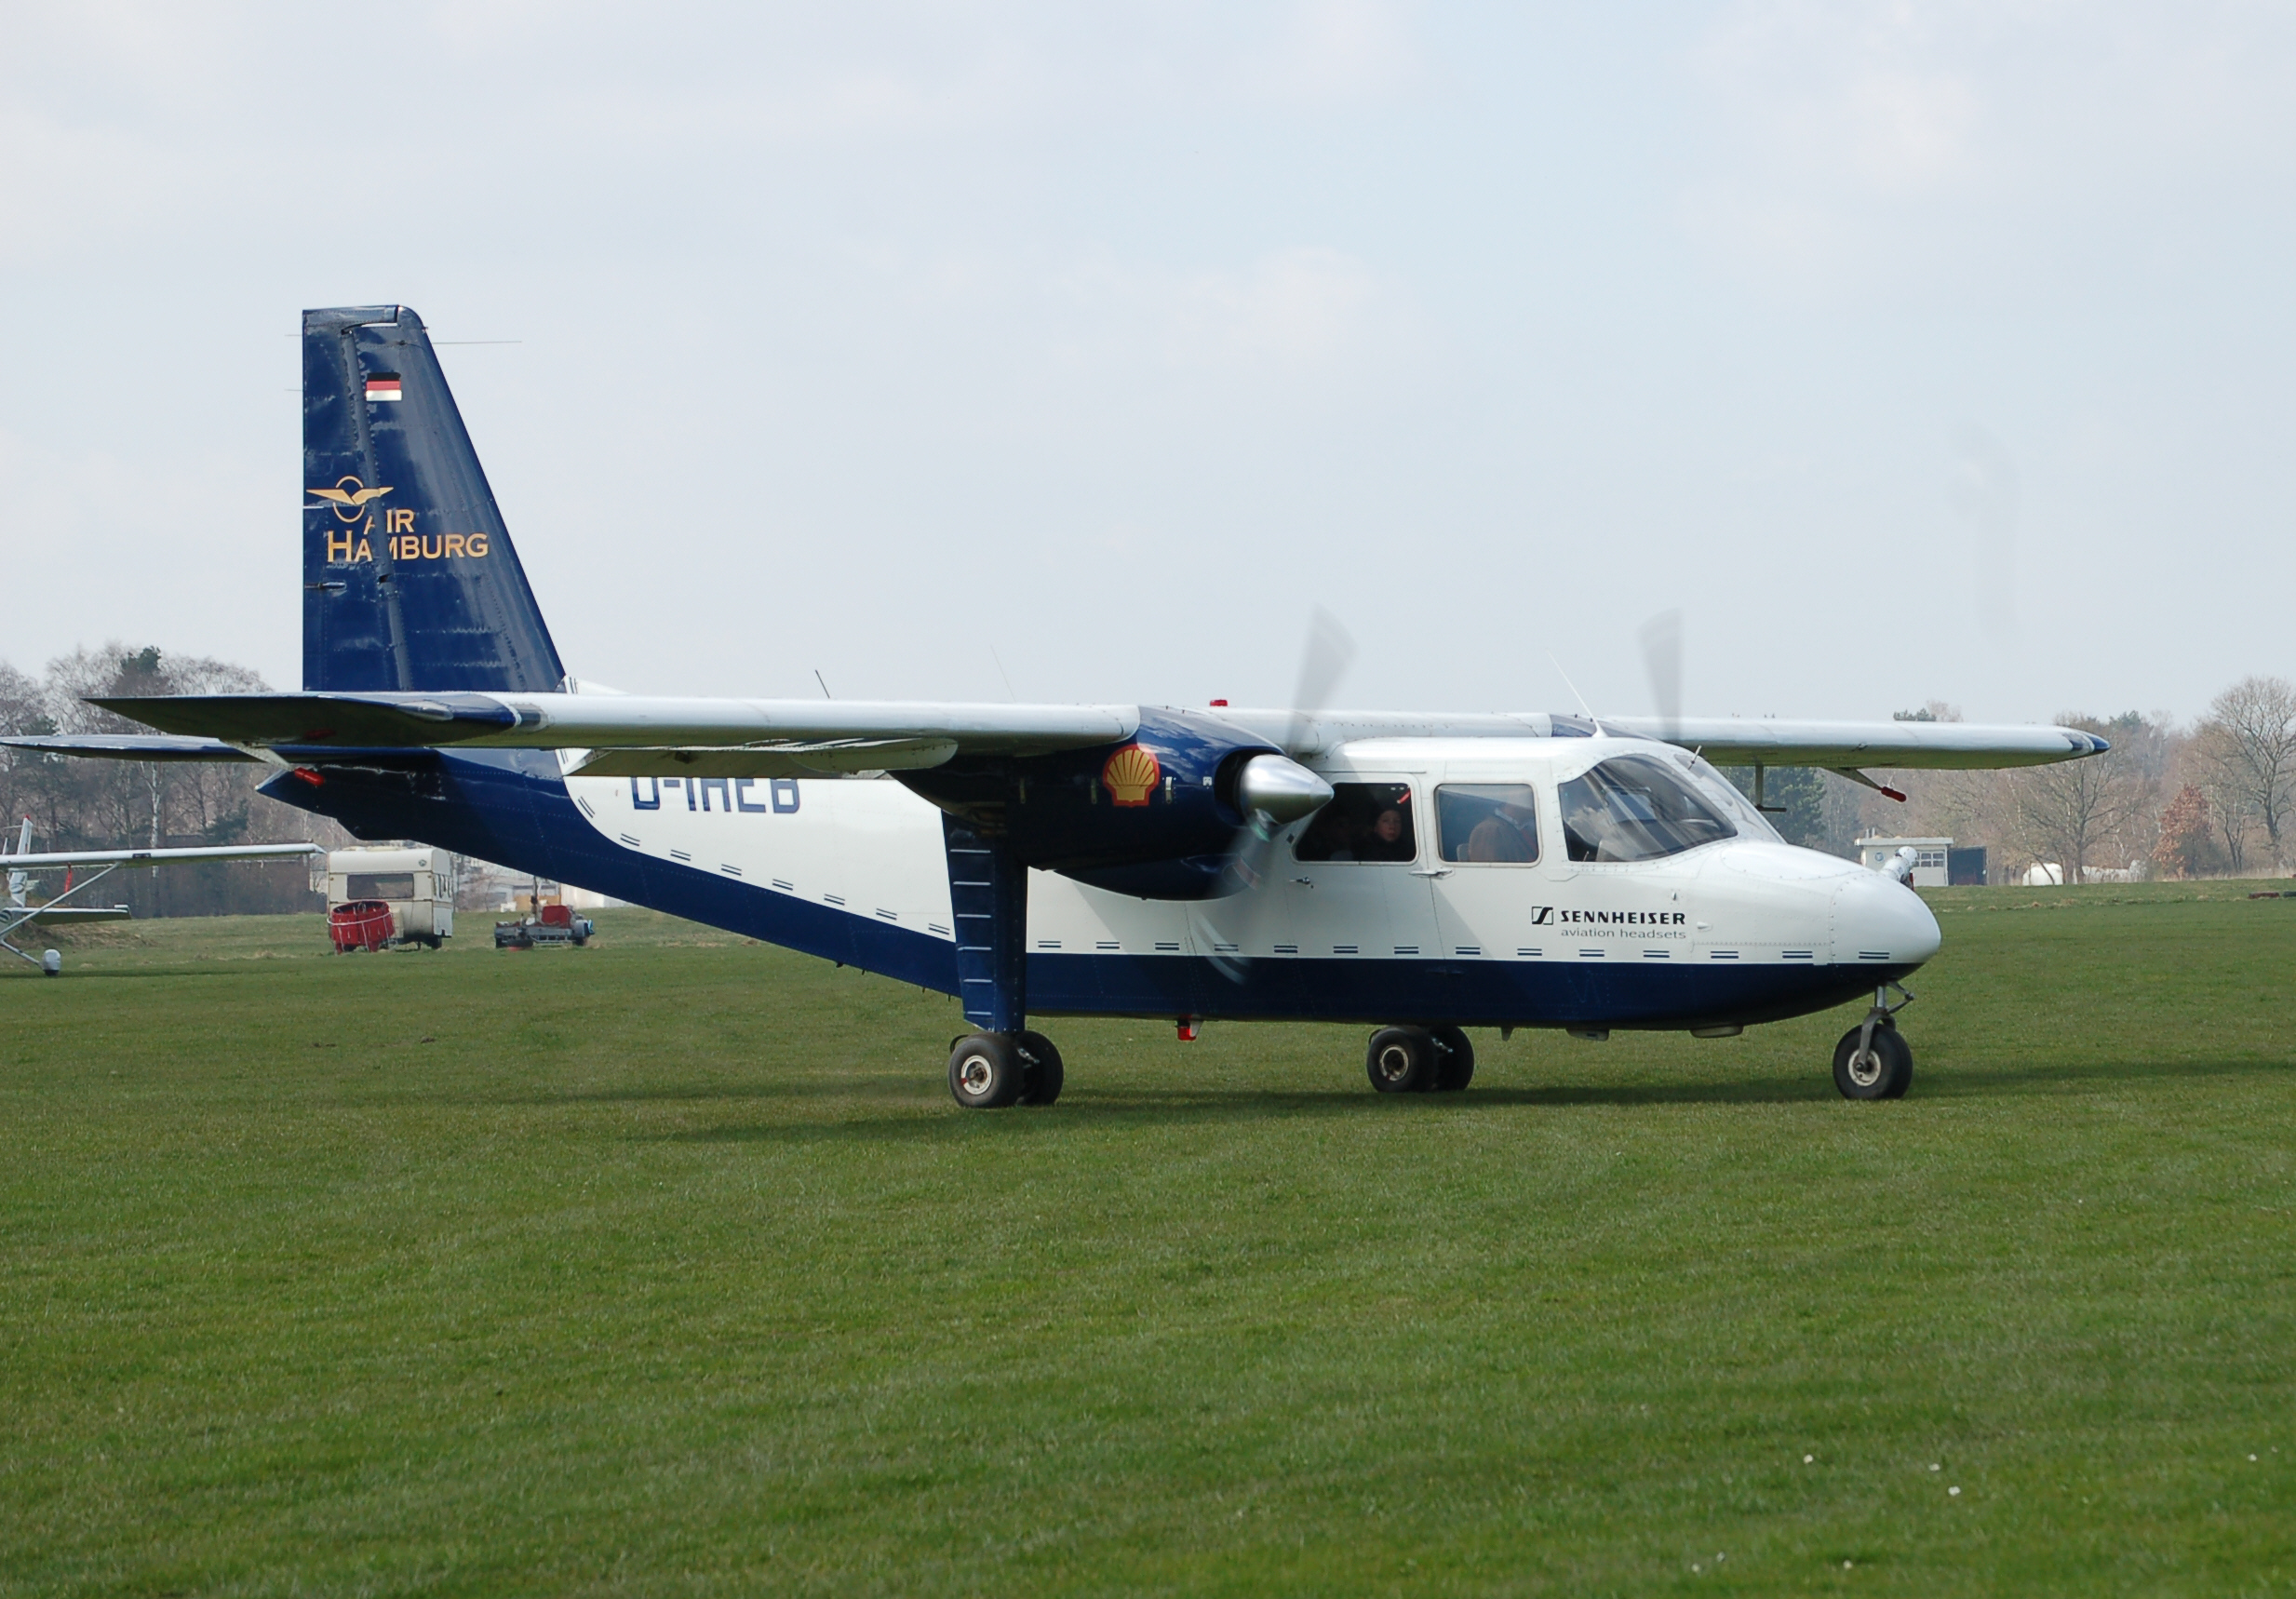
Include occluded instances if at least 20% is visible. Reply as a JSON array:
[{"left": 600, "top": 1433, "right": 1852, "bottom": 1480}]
[
  {"left": 1833, "top": 983, "right": 1914, "bottom": 1099},
  {"left": 1364, "top": 1024, "right": 1475, "bottom": 1094}
]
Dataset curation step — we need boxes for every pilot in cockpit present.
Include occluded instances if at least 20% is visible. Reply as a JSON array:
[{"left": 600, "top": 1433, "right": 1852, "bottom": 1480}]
[{"left": 1563, "top": 795, "right": 1622, "bottom": 862}]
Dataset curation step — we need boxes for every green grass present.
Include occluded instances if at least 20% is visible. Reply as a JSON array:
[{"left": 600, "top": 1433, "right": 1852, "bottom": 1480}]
[{"left": 3, "top": 888, "right": 2292, "bottom": 1595}]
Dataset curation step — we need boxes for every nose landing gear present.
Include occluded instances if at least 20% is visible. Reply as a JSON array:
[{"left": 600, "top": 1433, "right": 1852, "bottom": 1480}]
[
  {"left": 1364, "top": 1024, "right": 1475, "bottom": 1095},
  {"left": 1833, "top": 983, "right": 1915, "bottom": 1099}
]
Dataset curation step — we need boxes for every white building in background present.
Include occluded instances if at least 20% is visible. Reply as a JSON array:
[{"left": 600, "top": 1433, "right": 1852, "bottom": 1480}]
[{"left": 1858, "top": 835, "right": 1953, "bottom": 888}]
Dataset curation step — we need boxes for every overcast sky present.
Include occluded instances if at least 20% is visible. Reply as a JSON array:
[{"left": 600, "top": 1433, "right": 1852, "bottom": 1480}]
[{"left": 3, "top": 2, "right": 2290, "bottom": 724}]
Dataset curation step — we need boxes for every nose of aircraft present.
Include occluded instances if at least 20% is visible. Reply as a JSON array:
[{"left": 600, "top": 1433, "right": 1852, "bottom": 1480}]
[{"left": 1832, "top": 870, "right": 1942, "bottom": 966}]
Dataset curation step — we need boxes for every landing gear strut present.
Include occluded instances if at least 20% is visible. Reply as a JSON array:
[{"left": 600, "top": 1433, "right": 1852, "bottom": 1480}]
[
  {"left": 939, "top": 815, "right": 1066, "bottom": 1109},
  {"left": 1364, "top": 1024, "right": 1475, "bottom": 1095},
  {"left": 1833, "top": 982, "right": 1915, "bottom": 1099}
]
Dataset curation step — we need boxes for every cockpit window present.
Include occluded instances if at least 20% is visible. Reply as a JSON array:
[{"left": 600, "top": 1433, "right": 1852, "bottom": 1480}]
[
  {"left": 1294, "top": 782, "right": 1417, "bottom": 863},
  {"left": 1559, "top": 756, "right": 1735, "bottom": 862},
  {"left": 1437, "top": 785, "right": 1540, "bottom": 864}
]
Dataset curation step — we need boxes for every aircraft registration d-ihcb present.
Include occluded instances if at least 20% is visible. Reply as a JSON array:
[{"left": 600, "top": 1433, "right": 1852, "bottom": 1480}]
[{"left": 8, "top": 305, "right": 2111, "bottom": 1107}]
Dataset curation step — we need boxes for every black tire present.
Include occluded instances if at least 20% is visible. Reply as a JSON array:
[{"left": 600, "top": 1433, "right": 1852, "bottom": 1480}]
[
  {"left": 1017, "top": 1030, "right": 1065, "bottom": 1106},
  {"left": 1430, "top": 1024, "right": 1476, "bottom": 1092},
  {"left": 1366, "top": 1026, "right": 1440, "bottom": 1094},
  {"left": 1833, "top": 1023, "right": 1913, "bottom": 1100},
  {"left": 948, "top": 1032, "right": 1027, "bottom": 1109}
]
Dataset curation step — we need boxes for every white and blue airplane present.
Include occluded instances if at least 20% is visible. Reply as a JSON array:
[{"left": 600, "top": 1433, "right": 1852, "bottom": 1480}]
[{"left": 6, "top": 305, "right": 2108, "bottom": 1107}]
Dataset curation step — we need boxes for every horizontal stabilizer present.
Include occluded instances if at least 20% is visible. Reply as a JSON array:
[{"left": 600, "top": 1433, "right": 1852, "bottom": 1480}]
[
  {"left": 91, "top": 692, "right": 520, "bottom": 747},
  {"left": 19, "top": 905, "right": 133, "bottom": 924},
  {"left": 2, "top": 733, "right": 259, "bottom": 763}
]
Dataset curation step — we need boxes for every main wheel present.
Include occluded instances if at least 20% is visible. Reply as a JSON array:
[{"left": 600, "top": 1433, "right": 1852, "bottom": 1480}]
[
  {"left": 948, "top": 1032, "right": 1028, "bottom": 1109},
  {"left": 1017, "top": 1030, "right": 1065, "bottom": 1106},
  {"left": 1430, "top": 1024, "right": 1475, "bottom": 1092},
  {"left": 1833, "top": 1023, "right": 1913, "bottom": 1100},
  {"left": 1366, "top": 1026, "right": 1440, "bottom": 1094}
]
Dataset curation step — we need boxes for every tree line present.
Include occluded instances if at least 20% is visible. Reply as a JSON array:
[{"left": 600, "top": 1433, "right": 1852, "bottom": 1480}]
[
  {"left": 0, "top": 645, "right": 352, "bottom": 917},
  {"left": 1724, "top": 677, "right": 2296, "bottom": 884}
]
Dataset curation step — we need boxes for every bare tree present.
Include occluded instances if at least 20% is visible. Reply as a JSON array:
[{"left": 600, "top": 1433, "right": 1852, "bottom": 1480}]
[
  {"left": 2003, "top": 713, "right": 2152, "bottom": 883},
  {"left": 2195, "top": 676, "right": 2296, "bottom": 870}
]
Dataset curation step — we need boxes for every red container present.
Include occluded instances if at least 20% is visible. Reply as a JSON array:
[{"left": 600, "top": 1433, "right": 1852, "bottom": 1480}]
[{"left": 329, "top": 899, "right": 396, "bottom": 953}]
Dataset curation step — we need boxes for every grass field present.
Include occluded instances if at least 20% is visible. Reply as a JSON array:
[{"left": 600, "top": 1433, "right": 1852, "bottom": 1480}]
[{"left": 3, "top": 884, "right": 2292, "bottom": 1595}]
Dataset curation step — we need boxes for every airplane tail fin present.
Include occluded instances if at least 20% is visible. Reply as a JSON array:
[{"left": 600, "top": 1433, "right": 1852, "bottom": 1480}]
[{"left": 302, "top": 305, "right": 565, "bottom": 694}]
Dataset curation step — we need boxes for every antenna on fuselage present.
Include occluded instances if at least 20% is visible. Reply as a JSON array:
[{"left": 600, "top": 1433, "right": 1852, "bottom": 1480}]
[{"left": 1547, "top": 652, "right": 1608, "bottom": 736}]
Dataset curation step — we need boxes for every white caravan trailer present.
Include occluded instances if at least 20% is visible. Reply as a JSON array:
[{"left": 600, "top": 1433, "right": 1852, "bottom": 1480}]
[{"left": 324, "top": 847, "right": 456, "bottom": 947}]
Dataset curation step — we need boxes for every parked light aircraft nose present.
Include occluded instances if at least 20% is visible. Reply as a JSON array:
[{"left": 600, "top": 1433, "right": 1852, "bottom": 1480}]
[{"left": 1831, "top": 868, "right": 1943, "bottom": 967}]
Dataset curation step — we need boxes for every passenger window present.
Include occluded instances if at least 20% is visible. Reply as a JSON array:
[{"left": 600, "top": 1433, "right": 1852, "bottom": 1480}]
[
  {"left": 1437, "top": 785, "right": 1540, "bottom": 864},
  {"left": 1558, "top": 755, "right": 1735, "bottom": 863},
  {"left": 1293, "top": 782, "right": 1417, "bottom": 863}
]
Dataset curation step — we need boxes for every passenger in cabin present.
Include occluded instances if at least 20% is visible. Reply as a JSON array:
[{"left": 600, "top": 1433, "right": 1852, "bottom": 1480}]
[
  {"left": 1357, "top": 807, "right": 1414, "bottom": 863},
  {"left": 1465, "top": 801, "right": 1537, "bottom": 862}
]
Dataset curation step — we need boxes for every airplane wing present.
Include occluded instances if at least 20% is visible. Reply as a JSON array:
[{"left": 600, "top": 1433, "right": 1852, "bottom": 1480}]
[
  {"left": 1, "top": 843, "right": 319, "bottom": 869},
  {"left": 46, "top": 693, "right": 2104, "bottom": 774},
  {"left": 1593, "top": 716, "right": 2107, "bottom": 770},
  {"left": 1220, "top": 709, "right": 2107, "bottom": 768}
]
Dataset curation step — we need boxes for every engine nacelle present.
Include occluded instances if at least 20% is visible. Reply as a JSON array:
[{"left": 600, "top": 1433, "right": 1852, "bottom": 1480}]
[{"left": 897, "top": 707, "right": 1328, "bottom": 899}]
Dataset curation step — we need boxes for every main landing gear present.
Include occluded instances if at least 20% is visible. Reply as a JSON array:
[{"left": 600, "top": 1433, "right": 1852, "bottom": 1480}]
[
  {"left": 1365, "top": 1024, "right": 1475, "bottom": 1095},
  {"left": 947, "top": 1031, "right": 1066, "bottom": 1109},
  {"left": 1833, "top": 982, "right": 1915, "bottom": 1099}
]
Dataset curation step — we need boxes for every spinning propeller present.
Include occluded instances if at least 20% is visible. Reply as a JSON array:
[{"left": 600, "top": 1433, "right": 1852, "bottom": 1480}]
[
  {"left": 1639, "top": 607, "right": 1683, "bottom": 744},
  {"left": 1196, "top": 609, "right": 1355, "bottom": 981}
]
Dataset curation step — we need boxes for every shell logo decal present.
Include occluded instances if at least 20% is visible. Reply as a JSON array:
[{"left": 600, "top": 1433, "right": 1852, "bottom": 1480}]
[{"left": 1101, "top": 745, "right": 1161, "bottom": 807}]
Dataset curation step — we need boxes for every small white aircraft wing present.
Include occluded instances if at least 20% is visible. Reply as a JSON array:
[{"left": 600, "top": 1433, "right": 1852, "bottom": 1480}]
[{"left": 4, "top": 842, "right": 320, "bottom": 869}]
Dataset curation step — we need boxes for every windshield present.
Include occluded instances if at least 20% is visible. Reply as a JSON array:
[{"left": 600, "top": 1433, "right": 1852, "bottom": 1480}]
[
  {"left": 1674, "top": 749, "right": 1783, "bottom": 843},
  {"left": 1559, "top": 755, "right": 1736, "bottom": 862}
]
